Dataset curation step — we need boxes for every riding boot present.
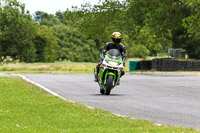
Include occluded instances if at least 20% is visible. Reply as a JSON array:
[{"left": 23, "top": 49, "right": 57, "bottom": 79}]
[
  {"left": 117, "top": 71, "right": 125, "bottom": 85},
  {"left": 94, "top": 59, "right": 103, "bottom": 82},
  {"left": 94, "top": 67, "right": 98, "bottom": 82},
  {"left": 117, "top": 79, "right": 120, "bottom": 85},
  {"left": 121, "top": 70, "right": 125, "bottom": 77}
]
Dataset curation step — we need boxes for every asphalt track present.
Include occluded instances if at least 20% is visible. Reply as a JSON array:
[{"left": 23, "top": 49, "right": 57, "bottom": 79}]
[{"left": 7, "top": 74, "right": 200, "bottom": 128}]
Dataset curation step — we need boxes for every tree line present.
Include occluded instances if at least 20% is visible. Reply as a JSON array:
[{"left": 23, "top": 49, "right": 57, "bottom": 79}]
[{"left": 0, "top": 0, "right": 200, "bottom": 63}]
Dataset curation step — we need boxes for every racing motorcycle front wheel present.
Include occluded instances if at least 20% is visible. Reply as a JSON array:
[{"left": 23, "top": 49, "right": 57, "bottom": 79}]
[{"left": 105, "top": 75, "right": 114, "bottom": 95}]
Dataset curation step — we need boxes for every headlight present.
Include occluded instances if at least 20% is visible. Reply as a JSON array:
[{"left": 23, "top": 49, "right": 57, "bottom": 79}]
[{"left": 108, "top": 61, "right": 119, "bottom": 66}]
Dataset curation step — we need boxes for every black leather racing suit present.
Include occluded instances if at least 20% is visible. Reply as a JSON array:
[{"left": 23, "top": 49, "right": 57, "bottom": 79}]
[{"left": 94, "top": 42, "right": 126, "bottom": 79}]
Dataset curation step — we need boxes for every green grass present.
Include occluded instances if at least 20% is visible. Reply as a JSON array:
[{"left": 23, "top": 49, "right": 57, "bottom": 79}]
[
  {"left": 0, "top": 61, "right": 130, "bottom": 74},
  {"left": 1, "top": 60, "right": 200, "bottom": 75},
  {"left": 0, "top": 61, "right": 98, "bottom": 74},
  {"left": 0, "top": 77, "right": 199, "bottom": 133}
]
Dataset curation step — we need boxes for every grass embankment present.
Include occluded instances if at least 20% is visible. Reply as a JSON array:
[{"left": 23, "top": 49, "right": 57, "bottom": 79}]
[
  {"left": 1, "top": 59, "right": 200, "bottom": 75},
  {"left": 0, "top": 61, "right": 130, "bottom": 74},
  {"left": 0, "top": 77, "right": 199, "bottom": 133},
  {"left": 0, "top": 62, "right": 97, "bottom": 74}
]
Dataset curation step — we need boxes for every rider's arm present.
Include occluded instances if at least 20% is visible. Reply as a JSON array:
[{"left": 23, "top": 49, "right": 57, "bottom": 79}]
[
  {"left": 103, "top": 43, "right": 109, "bottom": 51},
  {"left": 100, "top": 43, "right": 109, "bottom": 59},
  {"left": 121, "top": 44, "right": 126, "bottom": 66}
]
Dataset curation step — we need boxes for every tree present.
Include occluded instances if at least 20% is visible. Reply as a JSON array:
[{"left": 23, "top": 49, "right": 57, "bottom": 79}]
[
  {"left": 0, "top": 0, "right": 37, "bottom": 62},
  {"left": 34, "top": 11, "right": 61, "bottom": 27},
  {"left": 52, "top": 24, "right": 99, "bottom": 62},
  {"left": 33, "top": 25, "right": 58, "bottom": 62},
  {"left": 181, "top": 0, "right": 200, "bottom": 59}
]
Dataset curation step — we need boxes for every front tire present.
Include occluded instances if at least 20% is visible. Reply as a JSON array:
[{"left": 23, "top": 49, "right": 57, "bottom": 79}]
[{"left": 105, "top": 75, "right": 114, "bottom": 95}]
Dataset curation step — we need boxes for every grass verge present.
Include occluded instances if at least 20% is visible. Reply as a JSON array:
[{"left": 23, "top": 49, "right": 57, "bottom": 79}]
[
  {"left": 0, "top": 61, "right": 129, "bottom": 74},
  {"left": 0, "top": 77, "right": 199, "bottom": 133},
  {"left": 0, "top": 62, "right": 97, "bottom": 74},
  {"left": 1, "top": 61, "right": 200, "bottom": 76}
]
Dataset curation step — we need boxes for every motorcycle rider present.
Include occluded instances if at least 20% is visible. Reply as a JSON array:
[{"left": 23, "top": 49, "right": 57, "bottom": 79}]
[{"left": 94, "top": 32, "right": 126, "bottom": 82}]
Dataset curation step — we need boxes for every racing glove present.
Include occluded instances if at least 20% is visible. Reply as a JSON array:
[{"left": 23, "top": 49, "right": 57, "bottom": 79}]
[
  {"left": 100, "top": 50, "right": 106, "bottom": 59},
  {"left": 122, "top": 58, "right": 126, "bottom": 67}
]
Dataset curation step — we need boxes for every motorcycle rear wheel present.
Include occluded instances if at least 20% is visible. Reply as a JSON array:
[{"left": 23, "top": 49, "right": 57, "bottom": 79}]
[{"left": 105, "top": 75, "right": 114, "bottom": 95}]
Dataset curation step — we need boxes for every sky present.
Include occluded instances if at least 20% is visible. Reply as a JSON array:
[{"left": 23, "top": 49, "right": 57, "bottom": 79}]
[{"left": 18, "top": 0, "right": 101, "bottom": 14}]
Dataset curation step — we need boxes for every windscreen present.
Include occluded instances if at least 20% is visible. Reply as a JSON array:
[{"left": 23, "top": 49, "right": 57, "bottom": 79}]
[{"left": 107, "top": 49, "right": 121, "bottom": 60}]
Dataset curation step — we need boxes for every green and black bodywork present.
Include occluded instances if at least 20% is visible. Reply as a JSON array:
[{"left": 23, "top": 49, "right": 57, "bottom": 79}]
[{"left": 98, "top": 49, "right": 124, "bottom": 95}]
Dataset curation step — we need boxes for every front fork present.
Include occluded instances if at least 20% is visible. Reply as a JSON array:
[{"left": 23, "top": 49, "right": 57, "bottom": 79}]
[{"left": 99, "top": 67, "right": 121, "bottom": 87}]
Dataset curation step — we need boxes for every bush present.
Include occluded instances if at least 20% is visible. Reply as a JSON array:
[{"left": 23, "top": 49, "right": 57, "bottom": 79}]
[{"left": 1, "top": 56, "right": 19, "bottom": 64}]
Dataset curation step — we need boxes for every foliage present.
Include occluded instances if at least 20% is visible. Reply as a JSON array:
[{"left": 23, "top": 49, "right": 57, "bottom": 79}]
[
  {"left": 0, "top": 56, "right": 19, "bottom": 64},
  {"left": 130, "top": 44, "right": 150, "bottom": 58},
  {"left": 77, "top": 1, "right": 127, "bottom": 50},
  {"left": 52, "top": 25, "right": 99, "bottom": 62},
  {"left": 0, "top": 0, "right": 36, "bottom": 62},
  {"left": 1, "top": 0, "right": 200, "bottom": 62},
  {"left": 0, "top": 0, "right": 57, "bottom": 62},
  {"left": 34, "top": 11, "right": 62, "bottom": 26},
  {"left": 181, "top": 0, "right": 200, "bottom": 59},
  {"left": 33, "top": 25, "right": 58, "bottom": 62},
  {"left": 73, "top": 0, "right": 175, "bottom": 58}
]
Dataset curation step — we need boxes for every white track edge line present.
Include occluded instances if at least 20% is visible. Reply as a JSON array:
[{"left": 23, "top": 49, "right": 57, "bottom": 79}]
[
  {"left": 18, "top": 74, "right": 66, "bottom": 100},
  {"left": 17, "top": 74, "right": 95, "bottom": 108},
  {"left": 15, "top": 74, "right": 162, "bottom": 126}
]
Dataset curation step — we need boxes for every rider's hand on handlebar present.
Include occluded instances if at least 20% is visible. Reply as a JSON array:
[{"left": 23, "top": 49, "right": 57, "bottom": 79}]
[
  {"left": 123, "top": 63, "right": 125, "bottom": 67},
  {"left": 100, "top": 53, "right": 105, "bottom": 59}
]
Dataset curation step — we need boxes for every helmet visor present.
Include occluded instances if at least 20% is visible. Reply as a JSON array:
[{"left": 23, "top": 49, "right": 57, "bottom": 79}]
[{"left": 115, "top": 39, "right": 121, "bottom": 43}]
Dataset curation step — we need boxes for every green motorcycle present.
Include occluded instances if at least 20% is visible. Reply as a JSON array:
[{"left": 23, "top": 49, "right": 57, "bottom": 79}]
[{"left": 98, "top": 49, "right": 124, "bottom": 95}]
